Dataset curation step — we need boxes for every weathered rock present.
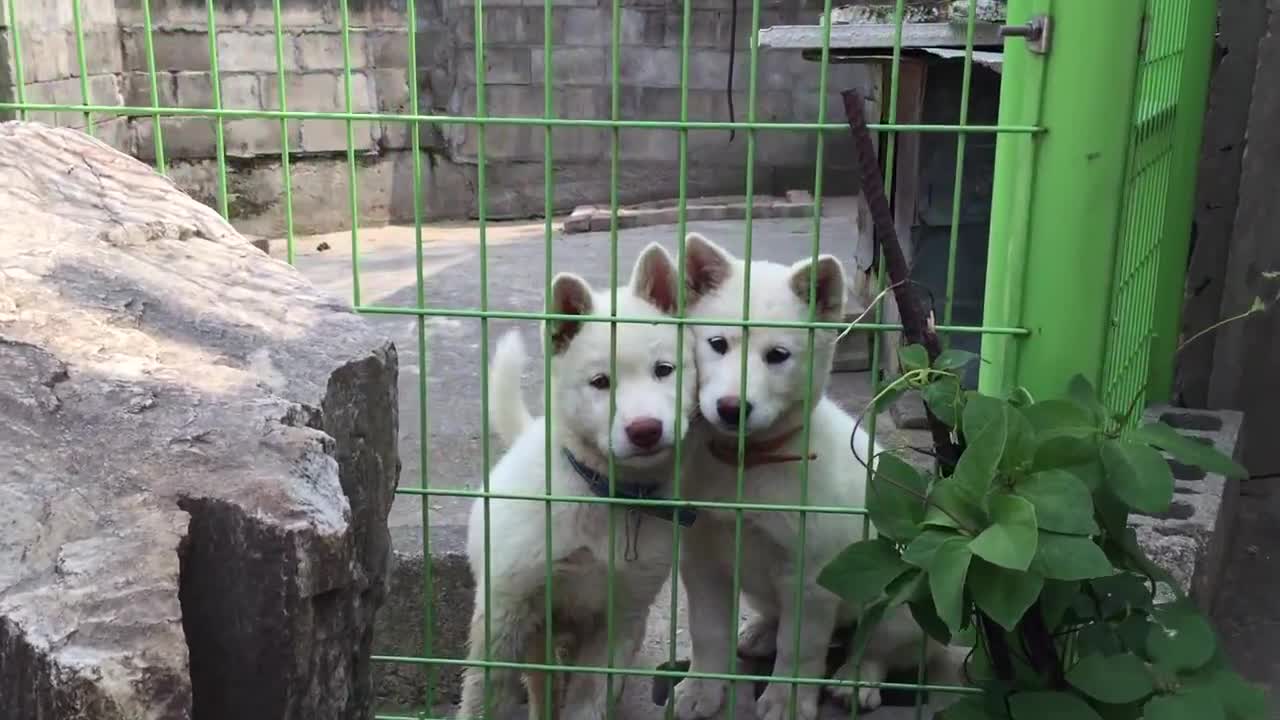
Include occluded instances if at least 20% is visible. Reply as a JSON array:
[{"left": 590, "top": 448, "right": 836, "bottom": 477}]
[{"left": 0, "top": 122, "right": 399, "bottom": 719}]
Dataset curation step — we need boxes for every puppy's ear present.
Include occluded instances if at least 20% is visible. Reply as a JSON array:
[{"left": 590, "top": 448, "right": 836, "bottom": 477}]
[
  {"left": 789, "top": 255, "right": 846, "bottom": 322},
  {"left": 630, "top": 242, "right": 679, "bottom": 314},
  {"left": 684, "top": 232, "right": 734, "bottom": 303},
  {"left": 546, "top": 273, "right": 594, "bottom": 354}
]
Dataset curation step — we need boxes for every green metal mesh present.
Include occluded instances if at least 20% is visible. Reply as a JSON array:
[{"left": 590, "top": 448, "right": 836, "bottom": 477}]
[
  {"left": 1099, "top": 0, "right": 1193, "bottom": 422},
  {"left": 0, "top": 0, "right": 1208, "bottom": 718}
]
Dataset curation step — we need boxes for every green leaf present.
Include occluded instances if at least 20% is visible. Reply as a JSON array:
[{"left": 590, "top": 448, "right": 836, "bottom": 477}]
[
  {"left": 867, "top": 453, "right": 930, "bottom": 541},
  {"left": 872, "top": 383, "right": 908, "bottom": 413},
  {"left": 1040, "top": 580, "right": 1081, "bottom": 629},
  {"left": 955, "top": 394, "right": 1011, "bottom": 498},
  {"left": 1090, "top": 573, "right": 1153, "bottom": 615},
  {"left": 1008, "top": 386, "right": 1035, "bottom": 408},
  {"left": 929, "top": 536, "right": 973, "bottom": 633},
  {"left": 1031, "top": 532, "right": 1114, "bottom": 581},
  {"left": 1147, "top": 603, "right": 1217, "bottom": 673},
  {"left": 1023, "top": 398, "right": 1099, "bottom": 435},
  {"left": 1015, "top": 469, "right": 1099, "bottom": 535},
  {"left": 904, "top": 529, "right": 959, "bottom": 568},
  {"left": 818, "top": 538, "right": 909, "bottom": 608},
  {"left": 1145, "top": 689, "right": 1226, "bottom": 720},
  {"left": 1100, "top": 439, "right": 1175, "bottom": 514},
  {"left": 1002, "top": 406, "right": 1038, "bottom": 473},
  {"left": 1033, "top": 434, "right": 1100, "bottom": 473},
  {"left": 924, "top": 479, "right": 987, "bottom": 533},
  {"left": 940, "top": 696, "right": 1007, "bottom": 720},
  {"left": 884, "top": 568, "right": 925, "bottom": 607},
  {"left": 969, "top": 559, "right": 1043, "bottom": 631},
  {"left": 1067, "top": 374, "right": 1106, "bottom": 423},
  {"left": 1207, "top": 670, "right": 1268, "bottom": 720},
  {"left": 1066, "top": 652, "right": 1155, "bottom": 704},
  {"left": 969, "top": 494, "right": 1039, "bottom": 570},
  {"left": 1009, "top": 691, "right": 1104, "bottom": 720},
  {"left": 849, "top": 597, "right": 889, "bottom": 659},
  {"left": 935, "top": 349, "right": 979, "bottom": 373},
  {"left": 1129, "top": 422, "right": 1248, "bottom": 479},
  {"left": 910, "top": 596, "right": 953, "bottom": 645},
  {"left": 923, "top": 376, "right": 963, "bottom": 427},
  {"left": 900, "top": 344, "right": 930, "bottom": 373}
]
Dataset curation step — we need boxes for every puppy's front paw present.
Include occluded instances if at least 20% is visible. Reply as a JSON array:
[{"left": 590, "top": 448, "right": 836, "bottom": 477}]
[
  {"left": 673, "top": 678, "right": 727, "bottom": 720},
  {"left": 756, "top": 683, "right": 818, "bottom": 720},
  {"left": 736, "top": 615, "right": 778, "bottom": 658},
  {"left": 827, "top": 658, "right": 885, "bottom": 711}
]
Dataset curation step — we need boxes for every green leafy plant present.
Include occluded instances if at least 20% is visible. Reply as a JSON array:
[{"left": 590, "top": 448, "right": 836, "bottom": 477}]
[{"left": 819, "top": 347, "right": 1264, "bottom": 720}]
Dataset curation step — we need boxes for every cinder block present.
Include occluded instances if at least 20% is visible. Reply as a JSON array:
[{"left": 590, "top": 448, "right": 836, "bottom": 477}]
[
  {"left": 369, "top": 30, "right": 412, "bottom": 68},
  {"left": 122, "top": 29, "right": 213, "bottom": 73},
  {"left": 530, "top": 47, "right": 607, "bottom": 87},
  {"left": 225, "top": 117, "right": 299, "bottom": 157},
  {"left": 617, "top": 46, "right": 681, "bottom": 87},
  {"left": 666, "top": 9, "right": 730, "bottom": 47},
  {"left": 18, "top": 29, "right": 74, "bottom": 83},
  {"left": 374, "top": 67, "right": 413, "bottom": 149},
  {"left": 456, "top": 7, "right": 545, "bottom": 46},
  {"left": 134, "top": 116, "right": 217, "bottom": 160},
  {"left": 295, "top": 30, "right": 372, "bottom": 71},
  {"left": 175, "top": 72, "right": 262, "bottom": 110},
  {"left": 298, "top": 117, "right": 380, "bottom": 153},
  {"left": 217, "top": 31, "right": 297, "bottom": 73},
  {"left": 459, "top": 47, "right": 532, "bottom": 85},
  {"left": 125, "top": 71, "right": 178, "bottom": 108},
  {"left": 262, "top": 71, "right": 343, "bottom": 112}
]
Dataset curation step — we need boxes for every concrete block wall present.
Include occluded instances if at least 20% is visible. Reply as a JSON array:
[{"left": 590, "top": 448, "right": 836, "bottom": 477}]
[
  {"left": 0, "top": 0, "right": 129, "bottom": 149},
  {"left": 6, "top": 0, "right": 878, "bottom": 232}
]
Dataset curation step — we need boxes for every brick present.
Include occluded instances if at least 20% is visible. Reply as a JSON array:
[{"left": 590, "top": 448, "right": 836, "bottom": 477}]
[
  {"left": 217, "top": 32, "right": 297, "bottom": 73},
  {"left": 19, "top": 29, "right": 74, "bottom": 83},
  {"left": 372, "top": 67, "right": 413, "bottom": 149},
  {"left": 665, "top": 9, "right": 731, "bottom": 47},
  {"left": 550, "top": 7, "right": 661, "bottom": 45},
  {"left": 459, "top": 47, "right": 532, "bottom": 85},
  {"left": 134, "top": 117, "right": 217, "bottom": 160},
  {"left": 525, "top": 0, "right": 597, "bottom": 7},
  {"left": 295, "top": 30, "right": 372, "bottom": 71},
  {"left": 530, "top": 47, "right": 607, "bottom": 87}
]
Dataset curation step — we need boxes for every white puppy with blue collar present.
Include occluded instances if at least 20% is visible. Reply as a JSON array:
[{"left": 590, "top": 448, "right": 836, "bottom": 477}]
[{"left": 460, "top": 243, "right": 698, "bottom": 720}]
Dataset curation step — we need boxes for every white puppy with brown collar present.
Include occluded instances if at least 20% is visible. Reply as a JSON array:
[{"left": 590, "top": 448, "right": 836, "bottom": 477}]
[{"left": 672, "top": 234, "right": 958, "bottom": 720}]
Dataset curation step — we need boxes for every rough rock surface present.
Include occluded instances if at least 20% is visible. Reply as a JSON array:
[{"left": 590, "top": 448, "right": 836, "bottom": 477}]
[{"left": 0, "top": 122, "right": 399, "bottom": 719}]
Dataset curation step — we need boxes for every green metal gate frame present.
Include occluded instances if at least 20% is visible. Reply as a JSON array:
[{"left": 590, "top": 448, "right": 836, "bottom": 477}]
[{"left": 0, "top": 0, "right": 1214, "bottom": 717}]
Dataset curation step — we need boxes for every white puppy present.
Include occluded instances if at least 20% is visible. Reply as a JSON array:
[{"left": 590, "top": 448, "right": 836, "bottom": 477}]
[
  {"left": 460, "top": 242, "right": 698, "bottom": 720},
  {"left": 672, "top": 233, "right": 956, "bottom": 720}
]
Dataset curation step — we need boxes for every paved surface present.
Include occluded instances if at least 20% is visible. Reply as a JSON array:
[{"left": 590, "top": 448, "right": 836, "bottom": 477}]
[{"left": 276, "top": 210, "right": 946, "bottom": 718}]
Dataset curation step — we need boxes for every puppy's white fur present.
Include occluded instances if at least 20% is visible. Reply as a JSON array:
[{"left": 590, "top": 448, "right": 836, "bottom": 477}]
[
  {"left": 672, "top": 234, "right": 960, "bottom": 720},
  {"left": 460, "top": 243, "right": 697, "bottom": 720}
]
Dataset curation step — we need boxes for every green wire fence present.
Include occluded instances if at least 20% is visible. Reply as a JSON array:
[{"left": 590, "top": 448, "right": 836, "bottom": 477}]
[{"left": 0, "top": 0, "right": 1215, "bottom": 717}]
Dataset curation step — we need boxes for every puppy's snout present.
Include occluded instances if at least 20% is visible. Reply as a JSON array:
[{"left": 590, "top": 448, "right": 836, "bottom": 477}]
[
  {"left": 716, "top": 397, "right": 753, "bottom": 426},
  {"left": 624, "top": 417, "right": 664, "bottom": 449}
]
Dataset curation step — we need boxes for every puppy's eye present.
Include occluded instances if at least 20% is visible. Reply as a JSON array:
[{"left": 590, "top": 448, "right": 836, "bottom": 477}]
[
  {"left": 708, "top": 336, "right": 729, "bottom": 355},
  {"left": 654, "top": 361, "right": 675, "bottom": 379},
  {"left": 589, "top": 374, "right": 611, "bottom": 390},
  {"left": 764, "top": 347, "right": 791, "bottom": 365}
]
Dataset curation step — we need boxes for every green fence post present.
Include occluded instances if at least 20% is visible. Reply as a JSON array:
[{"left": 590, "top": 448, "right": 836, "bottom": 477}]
[
  {"left": 1146, "top": 0, "right": 1217, "bottom": 404},
  {"left": 980, "top": 0, "right": 1145, "bottom": 401}
]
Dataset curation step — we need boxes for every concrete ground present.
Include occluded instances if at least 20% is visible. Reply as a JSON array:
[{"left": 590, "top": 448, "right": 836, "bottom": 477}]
[
  {"left": 276, "top": 208, "right": 946, "bottom": 719},
  {"left": 1211, "top": 474, "right": 1280, "bottom": 715}
]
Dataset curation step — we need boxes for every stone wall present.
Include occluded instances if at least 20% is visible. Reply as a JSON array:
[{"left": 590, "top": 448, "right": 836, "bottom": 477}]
[{"left": 5, "top": 0, "right": 878, "bottom": 233}]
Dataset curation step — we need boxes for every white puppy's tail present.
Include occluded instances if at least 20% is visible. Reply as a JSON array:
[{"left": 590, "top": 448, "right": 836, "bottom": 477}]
[{"left": 489, "top": 330, "right": 534, "bottom": 445}]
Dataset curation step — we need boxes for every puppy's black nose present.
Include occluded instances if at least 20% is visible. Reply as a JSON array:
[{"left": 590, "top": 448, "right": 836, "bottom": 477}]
[
  {"left": 625, "top": 418, "right": 664, "bottom": 449},
  {"left": 716, "top": 397, "right": 752, "bottom": 426}
]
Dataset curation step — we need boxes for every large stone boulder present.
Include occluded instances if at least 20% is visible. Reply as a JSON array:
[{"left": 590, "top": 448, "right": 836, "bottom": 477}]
[{"left": 0, "top": 122, "right": 399, "bottom": 719}]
